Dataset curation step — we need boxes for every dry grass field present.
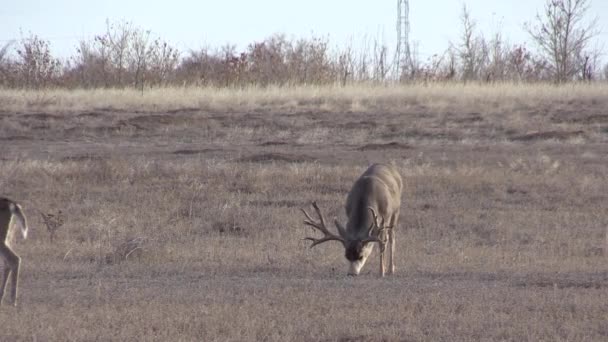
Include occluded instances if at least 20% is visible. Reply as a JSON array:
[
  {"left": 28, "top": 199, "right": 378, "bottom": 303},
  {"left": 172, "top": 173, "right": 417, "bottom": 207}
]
[{"left": 1, "top": 83, "right": 608, "bottom": 341}]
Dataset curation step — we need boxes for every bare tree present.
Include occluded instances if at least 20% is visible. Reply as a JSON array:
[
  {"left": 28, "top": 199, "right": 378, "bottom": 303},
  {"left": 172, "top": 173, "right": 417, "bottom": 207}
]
[
  {"left": 15, "top": 34, "right": 61, "bottom": 88},
  {"left": 0, "top": 41, "right": 15, "bottom": 86},
  {"left": 147, "top": 39, "right": 179, "bottom": 86},
  {"left": 457, "top": 5, "right": 488, "bottom": 82},
  {"left": 104, "top": 20, "right": 134, "bottom": 87},
  {"left": 486, "top": 28, "right": 509, "bottom": 82},
  {"left": 525, "top": 0, "right": 599, "bottom": 83},
  {"left": 0, "top": 41, "right": 12, "bottom": 64},
  {"left": 130, "top": 28, "right": 151, "bottom": 90},
  {"left": 336, "top": 43, "right": 354, "bottom": 86},
  {"left": 372, "top": 39, "right": 389, "bottom": 82}
]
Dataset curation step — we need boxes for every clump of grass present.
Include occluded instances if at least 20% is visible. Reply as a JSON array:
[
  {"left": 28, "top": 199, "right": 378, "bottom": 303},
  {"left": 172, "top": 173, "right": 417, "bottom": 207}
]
[{"left": 40, "top": 209, "right": 65, "bottom": 243}]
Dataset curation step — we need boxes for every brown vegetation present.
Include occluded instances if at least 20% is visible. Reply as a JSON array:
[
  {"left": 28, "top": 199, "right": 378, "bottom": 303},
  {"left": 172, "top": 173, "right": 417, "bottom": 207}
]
[
  {"left": 0, "top": 0, "right": 604, "bottom": 89},
  {"left": 0, "top": 84, "right": 607, "bottom": 340}
]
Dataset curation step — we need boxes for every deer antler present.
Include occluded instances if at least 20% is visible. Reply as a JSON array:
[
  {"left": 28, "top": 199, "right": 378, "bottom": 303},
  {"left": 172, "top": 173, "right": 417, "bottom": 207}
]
[
  {"left": 362, "top": 207, "right": 392, "bottom": 245},
  {"left": 301, "top": 201, "right": 346, "bottom": 247}
]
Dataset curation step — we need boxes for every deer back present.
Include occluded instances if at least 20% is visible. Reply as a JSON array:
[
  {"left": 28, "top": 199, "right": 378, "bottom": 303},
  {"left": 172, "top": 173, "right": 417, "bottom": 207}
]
[{"left": 344, "top": 164, "right": 402, "bottom": 237}]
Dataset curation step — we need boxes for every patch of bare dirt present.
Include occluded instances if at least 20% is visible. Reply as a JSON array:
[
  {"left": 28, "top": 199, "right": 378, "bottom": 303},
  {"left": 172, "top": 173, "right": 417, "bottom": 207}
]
[
  {"left": 447, "top": 112, "right": 484, "bottom": 124},
  {"left": 172, "top": 148, "right": 222, "bottom": 155},
  {"left": 125, "top": 114, "right": 199, "bottom": 127},
  {"left": 61, "top": 155, "right": 104, "bottom": 162},
  {"left": 341, "top": 120, "right": 379, "bottom": 129},
  {"left": 550, "top": 111, "right": 608, "bottom": 124},
  {"left": 356, "top": 141, "right": 412, "bottom": 151},
  {"left": 0, "top": 135, "right": 33, "bottom": 141},
  {"left": 76, "top": 111, "right": 107, "bottom": 118},
  {"left": 21, "top": 112, "right": 62, "bottom": 120},
  {"left": 248, "top": 199, "right": 304, "bottom": 208},
  {"left": 258, "top": 141, "right": 289, "bottom": 146},
  {"left": 510, "top": 130, "right": 585, "bottom": 141},
  {"left": 63, "top": 120, "right": 140, "bottom": 136},
  {"left": 236, "top": 153, "right": 316, "bottom": 163}
]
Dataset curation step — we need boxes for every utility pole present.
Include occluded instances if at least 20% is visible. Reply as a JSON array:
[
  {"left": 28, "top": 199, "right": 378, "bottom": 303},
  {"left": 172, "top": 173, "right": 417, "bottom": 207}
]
[{"left": 395, "top": 0, "right": 412, "bottom": 79}]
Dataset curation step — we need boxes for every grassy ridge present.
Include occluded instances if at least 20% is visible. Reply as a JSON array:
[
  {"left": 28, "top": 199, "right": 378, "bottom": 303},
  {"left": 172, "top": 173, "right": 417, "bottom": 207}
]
[{"left": 1, "top": 85, "right": 607, "bottom": 340}]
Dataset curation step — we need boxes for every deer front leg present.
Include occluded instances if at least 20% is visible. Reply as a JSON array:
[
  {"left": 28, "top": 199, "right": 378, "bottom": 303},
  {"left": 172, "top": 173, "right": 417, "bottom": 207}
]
[
  {"left": 0, "top": 245, "right": 20, "bottom": 306},
  {"left": 9, "top": 256, "right": 20, "bottom": 306},
  {"left": 388, "top": 228, "right": 395, "bottom": 275},
  {"left": 378, "top": 231, "right": 388, "bottom": 277},
  {"left": 388, "top": 210, "right": 399, "bottom": 275},
  {"left": 379, "top": 246, "right": 385, "bottom": 277},
  {"left": 0, "top": 265, "right": 10, "bottom": 305}
]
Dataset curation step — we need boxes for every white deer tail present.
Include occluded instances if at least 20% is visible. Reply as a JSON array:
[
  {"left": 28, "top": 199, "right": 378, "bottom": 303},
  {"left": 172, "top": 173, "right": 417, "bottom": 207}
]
[{"left": 9, "top": 202, "right": 29, "bottom": 239}]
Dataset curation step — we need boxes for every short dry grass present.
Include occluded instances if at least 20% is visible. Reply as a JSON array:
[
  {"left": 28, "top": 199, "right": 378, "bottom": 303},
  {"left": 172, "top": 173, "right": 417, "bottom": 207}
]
[{"left": 1, "top": 84, "right": 608, "bottom": 341}]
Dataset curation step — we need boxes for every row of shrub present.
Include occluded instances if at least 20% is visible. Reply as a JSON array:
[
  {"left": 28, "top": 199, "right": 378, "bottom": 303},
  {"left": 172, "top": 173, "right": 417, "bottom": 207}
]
[{"left": 1, "top": 2, "right": 605, "bottom": 88}]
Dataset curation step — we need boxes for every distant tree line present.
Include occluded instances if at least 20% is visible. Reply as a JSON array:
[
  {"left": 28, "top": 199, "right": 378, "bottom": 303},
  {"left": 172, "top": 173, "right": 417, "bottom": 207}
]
[{"left": 0, "top": 0, "right": 604, "bottom": 89}]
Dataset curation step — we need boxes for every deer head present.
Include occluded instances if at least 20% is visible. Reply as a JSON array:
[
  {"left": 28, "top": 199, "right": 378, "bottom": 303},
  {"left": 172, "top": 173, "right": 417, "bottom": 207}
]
[{"left": 302, "top": 202, "right": 390, "bottom": 276}]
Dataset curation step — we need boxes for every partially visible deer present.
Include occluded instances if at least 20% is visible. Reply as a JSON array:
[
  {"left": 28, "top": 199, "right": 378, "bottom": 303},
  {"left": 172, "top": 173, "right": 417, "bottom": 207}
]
[
  {"left": 302, "top": 164, "right": 402, "bottom": 277},
  {"left": 0, "top": 197, "right": 29, "bottom": 306}
]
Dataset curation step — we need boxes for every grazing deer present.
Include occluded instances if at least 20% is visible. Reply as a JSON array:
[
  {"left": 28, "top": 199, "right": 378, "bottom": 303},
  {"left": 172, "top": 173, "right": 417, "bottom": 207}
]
[
  {"left": 302, "top": 164, "right": 402, "bottom": 277},
  {"left": 0, "top": 197, "right": 29, "bottom": 306}
]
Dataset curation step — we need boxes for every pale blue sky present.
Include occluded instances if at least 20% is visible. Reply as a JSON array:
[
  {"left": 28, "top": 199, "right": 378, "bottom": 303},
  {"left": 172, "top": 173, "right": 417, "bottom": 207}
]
[{"left": 1, "top": 0, "right": 607, "bottom": 60}]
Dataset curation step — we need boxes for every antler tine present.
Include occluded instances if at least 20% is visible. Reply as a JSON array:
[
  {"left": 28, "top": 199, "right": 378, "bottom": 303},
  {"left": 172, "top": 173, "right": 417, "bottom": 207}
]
[
  {"left": 311, "top": 201, "right": 327, "bottom": 229},
  {"left": 301, "top": 202, "right": 329, "bottom": 234},
  {"left": 303, "top": 236, "right": 343, "bottom": 248},
  {"left": 367, "top": 207, "right": 380, "bottom": 234},
  {"left": 301, "top": 205, "right": 327, "bottom": 234},
  {"left": 363, "top": 207, "right": 390, "bottom": 244},
  {"left": 300, "top": 208, "right": 317, "bottom": 226},
  {"left": 301, "top": 201, "right": 345, "bottom": 247}
]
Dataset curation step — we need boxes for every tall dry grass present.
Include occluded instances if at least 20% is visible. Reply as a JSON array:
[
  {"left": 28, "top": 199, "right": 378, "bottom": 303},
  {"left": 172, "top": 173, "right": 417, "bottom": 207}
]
[{"left": 1, "top": 83, "right": 607, "bottom": 114}]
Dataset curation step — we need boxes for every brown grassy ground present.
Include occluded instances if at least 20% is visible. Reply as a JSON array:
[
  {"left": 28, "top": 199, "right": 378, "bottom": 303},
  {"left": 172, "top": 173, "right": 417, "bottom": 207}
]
[{"left": 1, "top": 84, "right": 608, "bottom": 341}]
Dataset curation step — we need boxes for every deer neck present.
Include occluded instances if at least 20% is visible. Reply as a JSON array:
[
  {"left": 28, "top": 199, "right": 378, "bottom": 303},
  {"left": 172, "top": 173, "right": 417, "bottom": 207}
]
[{"left": 346, "top": 209, "right": 374, "bottom": 239}]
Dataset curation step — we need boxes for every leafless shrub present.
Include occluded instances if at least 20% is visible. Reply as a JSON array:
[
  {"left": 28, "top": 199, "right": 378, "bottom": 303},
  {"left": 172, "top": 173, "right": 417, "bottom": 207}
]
[
  {"left": 372, "top": 39, "right": 390, "bottom": 82},
  {"left": 40, "top": 209, "right": 65, "bottom": 243},
  {"left": 0, "top": 5, "right": 604, "bottom": 89},
  {"left": 0, "top": 40, "right": 15, "bottom": 86},
  {"left": 146, "top": 39, "right": 179, "bottom": 86},
  {"left": 456, "top": 5, "right": 488, "bottom": 83},
  {"left": 525, "top": 0, "right": 600, "bottom": 83},
  {"left": 336, "top": 43, "right": 354, "bottom": 86},
  {"left": 14, "top": 34, "right": 61, "bottom": 88},
  {"left": 65, "top": 20, "right": 179, "bottom": 89}
]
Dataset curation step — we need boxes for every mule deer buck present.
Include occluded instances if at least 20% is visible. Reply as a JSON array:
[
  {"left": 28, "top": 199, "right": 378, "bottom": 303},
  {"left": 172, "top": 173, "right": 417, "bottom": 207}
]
[
  {"left": 302, "top": 164, "right": 402, "bottom": 277},
  {"left": 0, "top": 197, "right": 29, "bottom": 306}
]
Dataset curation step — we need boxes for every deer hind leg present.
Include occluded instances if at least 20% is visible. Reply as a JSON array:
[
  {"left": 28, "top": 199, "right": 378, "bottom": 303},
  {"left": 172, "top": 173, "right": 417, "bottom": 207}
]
[
  {"left": 378, "top": 229, "right": 389, "bottom": 277},
  {"left": 378, "top": 242, "right": 386, "bottom": 277},
  {"left": 388, "top": 209, "right": 400, "bottom": 275},
  {"left": 388, "top": 229, "right": 395, "bottom": 275},
  {"left": 0, "top": 244, "right": 20, "bottom": 306}
]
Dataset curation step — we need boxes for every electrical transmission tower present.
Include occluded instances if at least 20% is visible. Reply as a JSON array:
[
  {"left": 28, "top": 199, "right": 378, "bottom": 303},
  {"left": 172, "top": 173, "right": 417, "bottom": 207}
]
[{"left": 395, "top": 0, "right": 412, "bottom": 78}]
